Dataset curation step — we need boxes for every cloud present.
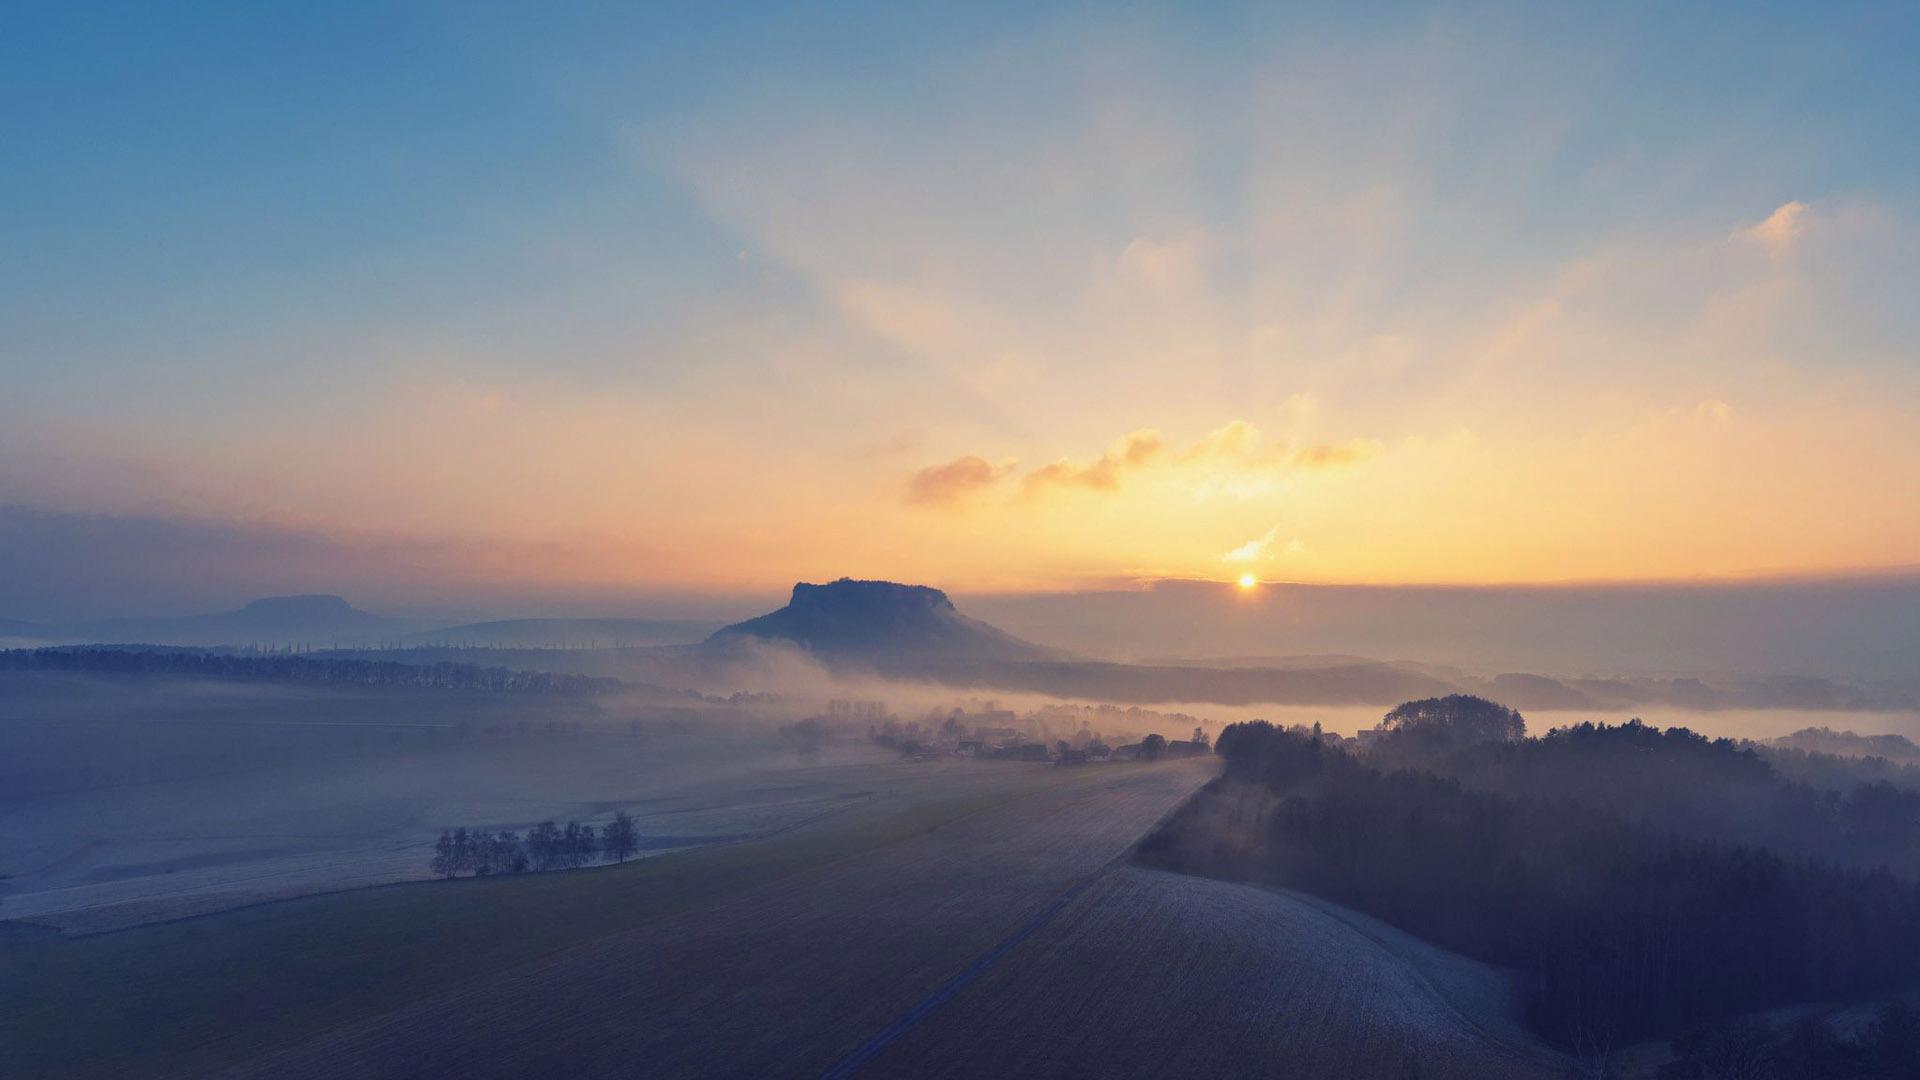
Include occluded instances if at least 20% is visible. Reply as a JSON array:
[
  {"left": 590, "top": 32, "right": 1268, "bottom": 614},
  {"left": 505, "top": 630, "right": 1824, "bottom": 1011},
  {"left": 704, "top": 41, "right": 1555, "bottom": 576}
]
[
  {"left": 1736, "top": 201, "right": 1808, "bottom": 260},
  {"left": 1291, "top": 439, "right": 1384, "bottom": 467},
  {"left": 1117, "top": 234, "right": 1209, "bottom": 292},
  {"left": 1220, "top": 525, "right": 1280, "bottom": 563},
  {"left": 1219, "top": 525, "right": 1306, "bottom": 564},
  {"left": 905, "top": 455, "right": 1017, "bottom": 506},
  {"left": 1186, "top": 422, "right": 1379, "bottom": 470},
  {"left": 1696, "top": 398, "right": 1734, "bottom": 423},
  {"left": 847, "top": 431, "right": 922, "bottom": 461},
  {"left": 1024, "top": 429, "right": 1164, "bottom": 494},
  {"left": 919, "top": 422, "right": 1381, "bottom": 509},
  {"left": 1186, "top": 420, "right": 1262, "bottom": 461}
]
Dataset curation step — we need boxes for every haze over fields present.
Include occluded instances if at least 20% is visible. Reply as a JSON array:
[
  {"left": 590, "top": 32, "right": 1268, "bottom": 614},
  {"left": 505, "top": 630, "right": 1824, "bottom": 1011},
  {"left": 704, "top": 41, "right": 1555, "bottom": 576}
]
[{"left": 6, "top": 3, "right": 1920, "bottom": 1078}]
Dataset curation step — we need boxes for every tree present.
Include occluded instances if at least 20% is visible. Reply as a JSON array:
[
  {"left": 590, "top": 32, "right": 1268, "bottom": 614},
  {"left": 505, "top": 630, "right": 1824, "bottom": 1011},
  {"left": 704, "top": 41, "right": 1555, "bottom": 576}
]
[
  {"left": 1377, "top": 695, "right": 1525, "bottom": 743},
  {"left": 560, "top": 821, "right": 598, "bottom": 868},
  {"left": 431, "top": 830, "right": 458, "bottom": 878},
  {"left": 603, "top": 811, "right": 638, "bottom": 863},
  {"left": 1865, "top": 1001, "right": 1920, "bottom": 1078},
  {"left": 1682, "top": 1020, "right": 1781, "bottom": 1080},
  {"left": 451, "top": 826, "right": 474, "bottom": 876},
  {"left": 1140, "top": 733, "right": 1167, "bottom": 761},
  {"left": 474, "top": 830, "right": 519, "bottom": 876},
  {"left": 528, "top": 820, "right": 562, "bottom": 871},
  {"left": 500, "top": 830, "right": 529, "bottom": 873},
  {"left": 472, "top": 831, "right": 496, "bottom": 876}
]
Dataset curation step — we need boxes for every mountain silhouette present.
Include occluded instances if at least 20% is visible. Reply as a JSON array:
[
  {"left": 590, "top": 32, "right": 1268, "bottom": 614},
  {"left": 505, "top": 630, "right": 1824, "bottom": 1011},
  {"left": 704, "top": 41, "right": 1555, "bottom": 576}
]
[
  {"left": 32, "top": 594, "right": 408, "bottom": 647},
  {"left": 709, "top": 579, "right": 1059, "bottom": 666}
]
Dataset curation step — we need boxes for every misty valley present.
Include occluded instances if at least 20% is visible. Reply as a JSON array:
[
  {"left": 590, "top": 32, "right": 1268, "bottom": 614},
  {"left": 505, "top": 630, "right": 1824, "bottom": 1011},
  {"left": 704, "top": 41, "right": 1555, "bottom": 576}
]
[
  {"left": 9, "top": 8, "right": 1920, "bottom": 1075},
  {"left": 0, "top": 582, "right": 1917, "bottom": 1079}
]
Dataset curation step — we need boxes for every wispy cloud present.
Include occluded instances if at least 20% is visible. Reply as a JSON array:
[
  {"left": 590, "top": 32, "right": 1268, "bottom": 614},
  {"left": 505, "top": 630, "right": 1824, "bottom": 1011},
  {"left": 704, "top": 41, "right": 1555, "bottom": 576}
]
[
  {"left": 1736, "top": 201, "right": 1808, "bottom": 260},
  {"left": 1219, "top": 525, "right": 1306, "bottom": 564},
  {"left": 1220, "top": 525, "right": 1278, "bottom": 563},
  {"left": 1291, "top": 439, "right": 1384, "bottom": 467},
  {"left": 1024, "top": 429, "right": 1164, "bottom": 495},
  {"left": 905, "top": 455, "right": 1018, "bottom": 506},
  {"left": 1696, "top": 398, "right": 1734, "bottom": 423},
  {"left": 1185, "top": 420, "right": 1261, "bottom": 461},
  {"left": 908, "top": 420, "right": 1383, "bottom": 509}
]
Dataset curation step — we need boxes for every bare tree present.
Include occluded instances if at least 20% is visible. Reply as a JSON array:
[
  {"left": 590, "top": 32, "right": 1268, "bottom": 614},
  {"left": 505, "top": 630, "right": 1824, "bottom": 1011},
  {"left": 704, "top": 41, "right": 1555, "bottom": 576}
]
[
  {"left": 603, "top": 810, "right": 639, "bottom": 863},
  {"left": 431, "top": 830, "right": 458, "bottom": 878},
  {"left": 496, "top": 830, "right": 526, "bottom": 873},
  {"left": 451, "top": 826, "right": 474, "bottom": 876},
  {"left": 528, "top": 820, "right": 562, "bottom": 871}
]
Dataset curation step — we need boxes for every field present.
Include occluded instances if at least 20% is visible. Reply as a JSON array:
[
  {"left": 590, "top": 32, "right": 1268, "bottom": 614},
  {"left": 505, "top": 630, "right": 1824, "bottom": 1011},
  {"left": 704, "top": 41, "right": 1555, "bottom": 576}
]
[
  {"left": 0, "top": 671, "right": 890, "bottom": 932},
  {"left": 3, "top": 671, "right": 1566, "bottom": 1079},
  {"left": 864, "top": 867, "right": 1559, "bottom": 1079}
]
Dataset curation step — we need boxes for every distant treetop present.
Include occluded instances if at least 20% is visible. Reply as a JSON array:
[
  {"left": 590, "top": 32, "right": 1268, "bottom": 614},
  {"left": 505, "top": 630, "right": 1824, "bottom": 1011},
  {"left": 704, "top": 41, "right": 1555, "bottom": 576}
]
[{"left": 1377, "top": 694, "right": 1525, "bottom": 743}]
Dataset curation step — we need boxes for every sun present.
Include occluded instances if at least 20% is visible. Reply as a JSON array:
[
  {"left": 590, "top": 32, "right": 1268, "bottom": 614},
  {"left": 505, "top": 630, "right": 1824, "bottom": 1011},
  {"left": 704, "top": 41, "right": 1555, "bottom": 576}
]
[{"left": 1237, "top": 572, "right": 1258, "bottom": 589}]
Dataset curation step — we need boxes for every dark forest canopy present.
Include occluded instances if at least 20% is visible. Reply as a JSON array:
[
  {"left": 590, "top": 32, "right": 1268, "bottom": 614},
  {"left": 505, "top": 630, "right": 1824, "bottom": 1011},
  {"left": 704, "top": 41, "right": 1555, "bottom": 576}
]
[
  {"left": 1145, "top": 711, "right": 1920, "bottom": 1051},
  {"left": 1376, "top": 693, "right": 1526, "bottom": 742}
]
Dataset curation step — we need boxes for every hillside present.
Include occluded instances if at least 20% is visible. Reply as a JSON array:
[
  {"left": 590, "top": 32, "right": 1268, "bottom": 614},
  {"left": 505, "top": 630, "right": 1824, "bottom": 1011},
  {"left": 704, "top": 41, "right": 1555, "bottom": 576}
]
[
  {"left": 709, "top": 579, "right": 1061, "bottom": 667},
  {"left": 26, "top": 756, "right": 1558, "bottom": 1079},
  {"left": 403, "top": 617, "right": 722, "bottom": 649},
  {"left": 20, "top": 595, "right": 412, "bottom": 647}
]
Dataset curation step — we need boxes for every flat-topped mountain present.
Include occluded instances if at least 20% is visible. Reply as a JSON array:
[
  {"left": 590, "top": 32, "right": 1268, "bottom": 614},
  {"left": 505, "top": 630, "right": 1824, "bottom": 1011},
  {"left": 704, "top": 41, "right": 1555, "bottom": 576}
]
[{"left": 709, "top": 579, "right": 1059, "bottom": 666}]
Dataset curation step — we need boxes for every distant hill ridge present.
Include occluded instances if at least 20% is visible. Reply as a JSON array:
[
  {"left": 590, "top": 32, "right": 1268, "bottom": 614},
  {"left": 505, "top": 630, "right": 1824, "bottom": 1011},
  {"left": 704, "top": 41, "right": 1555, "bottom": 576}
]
[
  {"left": 709, "top": 579, "right": 1059, "bottom": 665},
  {"left": 7, "top": 593, "right": 410, "bottom": 647}
]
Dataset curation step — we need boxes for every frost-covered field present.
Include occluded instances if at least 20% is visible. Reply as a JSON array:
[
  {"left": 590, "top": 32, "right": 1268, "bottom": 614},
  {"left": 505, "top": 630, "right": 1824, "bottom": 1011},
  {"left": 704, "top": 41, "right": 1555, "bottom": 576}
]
[
  {"left": 217, "top": 756, "right": 1555, "bottom": 1080},
  {"left": 870, "top": 866, "right": 1561, "bottom": 1078},
  {"left": 219, "top": 760, "right": 1221, "bottom": 1078},
  {"left": 5, "top": 673, "right": 1560, "bottom": 1079},
  {"left": 0, "top": 672, "right": 890, "bottom": 932}
]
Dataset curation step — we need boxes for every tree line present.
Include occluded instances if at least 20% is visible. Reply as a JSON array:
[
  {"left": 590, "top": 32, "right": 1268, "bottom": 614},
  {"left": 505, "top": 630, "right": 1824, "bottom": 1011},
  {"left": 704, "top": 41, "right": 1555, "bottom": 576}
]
[
  {"left": 1138, "top": 715, "right": 1920, "bottom": 1054},
  {"left": 1368, "top": 712, "right": 1920, "bottom": 877},
  {"left": 1662, "top": 1002, "right": 1920, "bottom": 1079},
  {"left": 0, "top": 647, "right": 626, "bottom": 695},
  {"left": 431, "top": 811, "right": 641, "bottom": 877}
]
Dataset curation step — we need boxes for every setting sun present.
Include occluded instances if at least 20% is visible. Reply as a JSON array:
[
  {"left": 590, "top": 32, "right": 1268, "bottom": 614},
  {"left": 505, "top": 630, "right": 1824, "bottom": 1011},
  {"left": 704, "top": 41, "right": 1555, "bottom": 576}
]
[{"left": 1237, "top": 573, "right": 1258, "bottom": 589}]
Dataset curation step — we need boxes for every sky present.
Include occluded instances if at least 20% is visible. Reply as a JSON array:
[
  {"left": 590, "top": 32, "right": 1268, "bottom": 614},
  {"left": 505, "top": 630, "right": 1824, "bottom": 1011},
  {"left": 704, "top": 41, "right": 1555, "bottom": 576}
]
[{"left": 3, "top": 2, "right": 1918, "bottom": 618}]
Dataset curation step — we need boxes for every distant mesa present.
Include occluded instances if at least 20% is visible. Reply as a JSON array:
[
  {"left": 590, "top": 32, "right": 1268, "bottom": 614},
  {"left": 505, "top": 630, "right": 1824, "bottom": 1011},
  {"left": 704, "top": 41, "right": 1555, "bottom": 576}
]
[
  {"left": 235, "top": 594, "right": 361, "bottom": 619},
  {"left": 16, "top": 594, "right": 407, "bottom": 648},
  {"left": 709, "top": 579, "right": 1059, "bottom": 666}
]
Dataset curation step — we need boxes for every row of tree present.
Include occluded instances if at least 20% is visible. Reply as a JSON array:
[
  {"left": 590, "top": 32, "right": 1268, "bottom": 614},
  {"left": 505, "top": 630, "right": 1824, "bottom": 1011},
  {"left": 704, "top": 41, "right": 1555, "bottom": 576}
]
[
  {"left": 430, "top": 811, "right": 641, "bottom": 877},
  {"left": 2, "top": 646, "right": 626, "bottom": 695}
]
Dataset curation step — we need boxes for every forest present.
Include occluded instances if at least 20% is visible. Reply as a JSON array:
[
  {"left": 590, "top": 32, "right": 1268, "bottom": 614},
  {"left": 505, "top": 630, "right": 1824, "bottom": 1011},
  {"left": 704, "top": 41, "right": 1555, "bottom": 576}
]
[{"left": 1137, "top": 698, "right": 1920, "bottom": 1055}]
